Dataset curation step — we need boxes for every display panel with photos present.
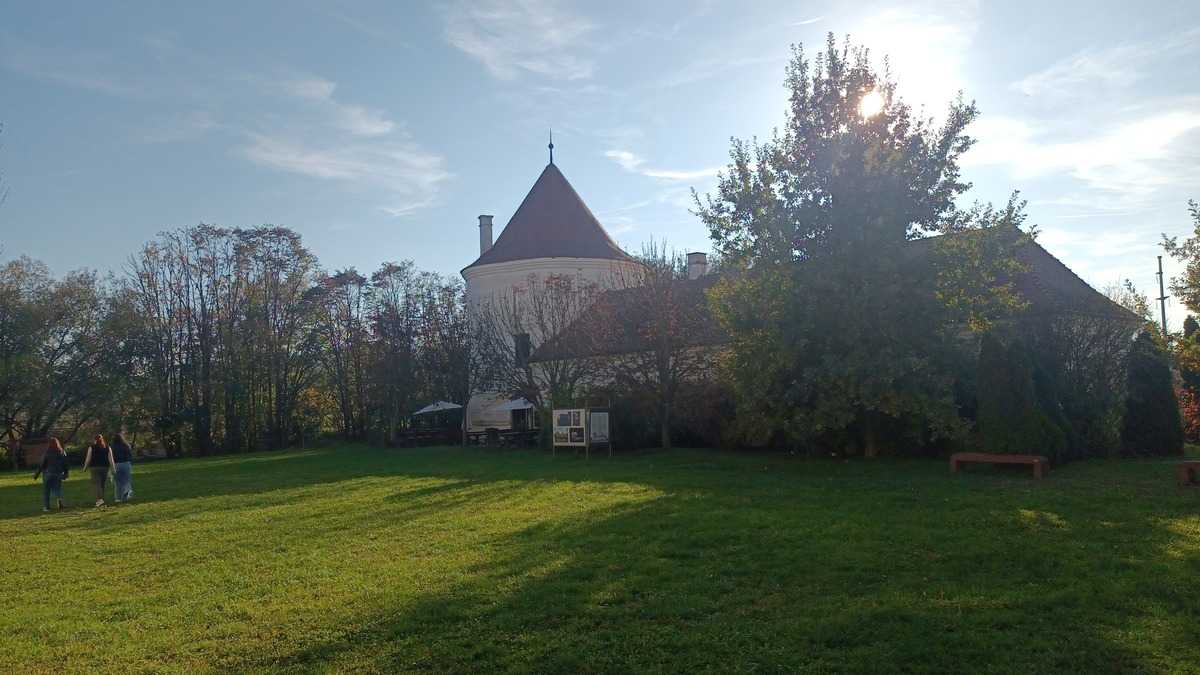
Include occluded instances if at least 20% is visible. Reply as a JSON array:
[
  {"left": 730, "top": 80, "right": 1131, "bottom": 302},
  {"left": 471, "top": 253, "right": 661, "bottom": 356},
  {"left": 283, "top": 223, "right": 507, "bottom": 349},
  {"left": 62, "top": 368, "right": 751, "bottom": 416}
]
[{"left": 552, "top": 408, "right": 587, "bottom": 447}]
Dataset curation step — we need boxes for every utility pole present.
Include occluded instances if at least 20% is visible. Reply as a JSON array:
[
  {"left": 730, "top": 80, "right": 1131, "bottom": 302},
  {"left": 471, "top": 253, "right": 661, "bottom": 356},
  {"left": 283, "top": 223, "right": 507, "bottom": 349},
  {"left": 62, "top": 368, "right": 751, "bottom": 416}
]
[{"left": 1157, "top": 255, "right": 1169, "bottom": 336}]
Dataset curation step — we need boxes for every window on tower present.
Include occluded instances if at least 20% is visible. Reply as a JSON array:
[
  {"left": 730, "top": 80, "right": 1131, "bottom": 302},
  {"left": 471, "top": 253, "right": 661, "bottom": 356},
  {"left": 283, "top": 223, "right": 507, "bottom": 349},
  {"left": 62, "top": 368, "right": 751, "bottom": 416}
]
[{"left": 514, "top": 332, "right": 532, "bottom": 367}]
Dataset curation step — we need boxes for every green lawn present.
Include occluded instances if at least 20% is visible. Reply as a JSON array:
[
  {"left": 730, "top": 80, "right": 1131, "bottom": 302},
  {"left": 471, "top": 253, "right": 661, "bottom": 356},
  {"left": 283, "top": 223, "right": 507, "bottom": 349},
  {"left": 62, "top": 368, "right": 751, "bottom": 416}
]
[{"left": 1, "top": 446, "right": 1198, "bottom": 674}]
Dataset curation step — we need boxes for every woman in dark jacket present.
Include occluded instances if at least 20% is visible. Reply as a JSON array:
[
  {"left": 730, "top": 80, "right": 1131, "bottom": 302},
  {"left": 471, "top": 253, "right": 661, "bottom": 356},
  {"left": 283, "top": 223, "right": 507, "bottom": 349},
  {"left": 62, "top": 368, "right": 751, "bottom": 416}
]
[
  {"left": 111, "top": 433, "right": 134, "bottom": 503},
  {"left": 82, "top": 435, "right": 114, "bottom": 507},
  {"left": 33, "top": 437, "right": 69, "bottom": 512}
]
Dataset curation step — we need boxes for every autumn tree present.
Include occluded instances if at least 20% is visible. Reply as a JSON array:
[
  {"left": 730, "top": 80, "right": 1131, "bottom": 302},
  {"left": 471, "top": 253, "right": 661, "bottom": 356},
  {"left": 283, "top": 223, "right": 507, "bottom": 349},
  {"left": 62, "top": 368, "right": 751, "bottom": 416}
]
[
  {"left": 591, "top": 242, "right": 715, "bottom": 449},
  {"left": 125, "top": 226, "right": 322, "bottom": 454},
  {"left": 0, "top": 258, "right": 113, "bottom": 460},
  {"left": 0, "top": 257, "right": 43, "bottom": 451},
  {"left": 473, "top": 274, "right": 599, "bottom": 417},
  {"left": 1161, "top": 200, "right": 1200, "bottom": 313},
  {"left": 311, "top": 269, "right": 371, "bottom": 440},
  {"left": 368, "top": 261, "right": 425, "bottom": 444},
  {"left": 1103, "top": 279, "right": 1154, "bottom": 326},
  {"left": 416, "top": 275, "right": 473, "bottom": 409}
]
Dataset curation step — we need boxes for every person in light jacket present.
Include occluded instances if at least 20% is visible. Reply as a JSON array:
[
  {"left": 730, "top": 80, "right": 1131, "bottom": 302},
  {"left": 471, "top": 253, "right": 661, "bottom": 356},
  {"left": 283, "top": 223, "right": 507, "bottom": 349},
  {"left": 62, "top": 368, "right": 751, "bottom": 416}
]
[
  {"left": 82, "top": 435, "right": 114, "bottom": 507},
  {"left": 33, "top": 437, "right": 69, "bottom": 512},
  {"left": 110, "top": 432, "right": 134, "bottom": 503}
]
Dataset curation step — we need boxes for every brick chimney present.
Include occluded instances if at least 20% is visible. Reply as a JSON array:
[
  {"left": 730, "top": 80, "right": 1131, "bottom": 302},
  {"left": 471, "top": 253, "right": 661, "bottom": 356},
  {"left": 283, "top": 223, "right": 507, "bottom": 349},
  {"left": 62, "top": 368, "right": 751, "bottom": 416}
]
[
  {"left": 478, "top": 215, "right": 494, "bottom": 255},
  {"left": 687, "top": 252, "right": 708, "bottom": 280}
]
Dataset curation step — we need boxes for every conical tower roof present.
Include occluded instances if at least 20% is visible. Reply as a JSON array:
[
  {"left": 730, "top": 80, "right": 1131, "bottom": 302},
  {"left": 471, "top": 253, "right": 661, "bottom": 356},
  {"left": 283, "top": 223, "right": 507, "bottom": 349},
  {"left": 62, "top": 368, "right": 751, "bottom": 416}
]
[{"left": 464, "top": 163, "right": 632, "bottom": 270}]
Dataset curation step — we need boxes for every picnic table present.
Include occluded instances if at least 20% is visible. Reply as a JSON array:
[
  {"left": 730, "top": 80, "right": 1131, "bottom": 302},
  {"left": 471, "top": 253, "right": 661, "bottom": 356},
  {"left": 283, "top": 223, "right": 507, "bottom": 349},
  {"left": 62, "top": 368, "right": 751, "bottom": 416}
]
[{"left": 466, "top": 429, "right": 538, "bottom": 448}]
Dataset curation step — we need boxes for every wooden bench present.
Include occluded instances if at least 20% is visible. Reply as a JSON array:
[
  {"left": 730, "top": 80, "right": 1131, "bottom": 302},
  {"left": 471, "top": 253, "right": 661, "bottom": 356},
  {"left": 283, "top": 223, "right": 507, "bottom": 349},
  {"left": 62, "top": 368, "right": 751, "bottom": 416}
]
[
  {"left": 1177, "top": 461, "right": 1200, "bottom": 487},
  {"left": 950, "top": 452, "right": 1049, "bottom": 479}
]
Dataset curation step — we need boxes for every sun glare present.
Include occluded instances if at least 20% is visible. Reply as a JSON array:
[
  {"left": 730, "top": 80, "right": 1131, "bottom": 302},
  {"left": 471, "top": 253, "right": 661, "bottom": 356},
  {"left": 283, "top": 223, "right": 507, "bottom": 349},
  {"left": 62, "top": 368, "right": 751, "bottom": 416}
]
[{"left": 860, "top": 90, "right": 885, "bottom": 118}]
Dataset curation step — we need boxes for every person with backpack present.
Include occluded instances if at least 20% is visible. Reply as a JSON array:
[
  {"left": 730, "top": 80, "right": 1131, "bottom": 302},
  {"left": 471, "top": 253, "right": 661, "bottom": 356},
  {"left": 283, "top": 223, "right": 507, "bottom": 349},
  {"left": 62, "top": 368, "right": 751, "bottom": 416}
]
[
  {"left": 110, "top": 432, "right": 134, "bottom": 503},
  {"left": 32, "top": 437, "right": 69, "bottom": 512},
  {"left": 82, "top": 435, "right": 115, "bottom": 508}
]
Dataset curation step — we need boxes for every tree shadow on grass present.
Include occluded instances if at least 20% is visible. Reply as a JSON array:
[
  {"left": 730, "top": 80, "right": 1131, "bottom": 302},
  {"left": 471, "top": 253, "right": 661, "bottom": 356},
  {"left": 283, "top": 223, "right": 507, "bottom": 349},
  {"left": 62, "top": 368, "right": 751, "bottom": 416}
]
[
  {"left": 0, "top": 443, "right": 1098, "bottom": 521},
  {"left": 0, "top": 447, "right": 528, "bottom": 522},
  {"left": 0, "top": 444, "right": 825, "bottom": 523},
  {"left": 262, "top": 473, "right": 1200, "bottom": 673}
]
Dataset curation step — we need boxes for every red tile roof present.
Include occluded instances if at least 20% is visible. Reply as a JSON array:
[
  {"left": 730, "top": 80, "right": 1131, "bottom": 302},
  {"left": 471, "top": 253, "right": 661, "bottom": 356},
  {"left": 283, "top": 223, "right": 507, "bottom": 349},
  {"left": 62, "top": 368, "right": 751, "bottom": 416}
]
[
  {"left": 463, "top": 163, "right": 633, "bottom": 271},
  {"left": 531, "top": 230, "right": 1138, "bottom": 362},
  {"left": 905, "top": 227, "right": 1141, "bottom": 321}
]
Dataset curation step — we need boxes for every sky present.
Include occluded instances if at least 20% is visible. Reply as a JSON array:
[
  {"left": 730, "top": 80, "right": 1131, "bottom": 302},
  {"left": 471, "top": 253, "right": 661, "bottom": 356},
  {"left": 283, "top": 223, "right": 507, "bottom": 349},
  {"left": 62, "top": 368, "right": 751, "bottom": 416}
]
[{"left": 2, "top": 0, "right": 1199, "bottom": 325}]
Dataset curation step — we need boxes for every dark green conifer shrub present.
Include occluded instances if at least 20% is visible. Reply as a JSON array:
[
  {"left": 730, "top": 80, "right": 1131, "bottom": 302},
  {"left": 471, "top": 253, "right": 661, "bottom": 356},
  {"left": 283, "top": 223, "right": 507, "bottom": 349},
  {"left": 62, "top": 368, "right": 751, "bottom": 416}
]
[
  {"left": 1121, "top": 332, "right": 1183, "bottom": 456},
  {"left": 976, "top": 332, "right": 1067, "bottom": 462}
]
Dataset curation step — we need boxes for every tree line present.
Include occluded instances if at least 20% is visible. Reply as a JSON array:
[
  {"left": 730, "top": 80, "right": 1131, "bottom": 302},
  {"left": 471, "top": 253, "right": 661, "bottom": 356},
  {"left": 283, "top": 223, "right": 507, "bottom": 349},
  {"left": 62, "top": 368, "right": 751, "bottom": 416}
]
[{"left": 1, "top": 226, "right": 470, "bottom": 461}]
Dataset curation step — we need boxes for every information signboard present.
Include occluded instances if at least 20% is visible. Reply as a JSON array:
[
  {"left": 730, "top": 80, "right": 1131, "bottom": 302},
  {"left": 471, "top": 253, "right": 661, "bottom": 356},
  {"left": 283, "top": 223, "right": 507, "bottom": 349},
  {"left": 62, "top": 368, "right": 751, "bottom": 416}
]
[
  {"left": 553, "top": 408, "right": 587, "bottom": 447},
  {"left": 588, "top": 411, "right": 609, "bottom": 444}
]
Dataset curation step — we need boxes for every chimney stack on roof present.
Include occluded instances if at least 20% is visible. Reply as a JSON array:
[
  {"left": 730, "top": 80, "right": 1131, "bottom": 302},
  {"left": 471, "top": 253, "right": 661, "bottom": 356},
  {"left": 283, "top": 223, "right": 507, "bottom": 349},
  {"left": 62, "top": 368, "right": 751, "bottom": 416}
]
[
  {"left": 478, "top": 215, "right": 494, "bottom": 255},
  {"left": 687, "top": 252, "right": 708, "bottom": 280}
]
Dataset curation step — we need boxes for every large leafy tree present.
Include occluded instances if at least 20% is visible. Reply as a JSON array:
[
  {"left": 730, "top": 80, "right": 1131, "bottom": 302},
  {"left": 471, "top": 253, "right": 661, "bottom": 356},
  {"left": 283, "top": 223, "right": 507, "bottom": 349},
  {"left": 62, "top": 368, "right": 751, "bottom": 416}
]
[
  {"left": 696, "top": 35, "right": 1021, "bottom": 454},
  {"left": 0, "top": 258, "right": 112, "bottom": 458}
]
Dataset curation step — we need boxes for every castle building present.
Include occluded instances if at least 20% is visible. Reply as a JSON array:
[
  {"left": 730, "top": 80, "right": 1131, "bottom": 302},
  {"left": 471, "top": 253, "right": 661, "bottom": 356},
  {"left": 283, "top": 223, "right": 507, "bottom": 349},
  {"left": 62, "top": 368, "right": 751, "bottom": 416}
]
[{"left": 457, "top": 153, "right": 1138, "bottom": 445}]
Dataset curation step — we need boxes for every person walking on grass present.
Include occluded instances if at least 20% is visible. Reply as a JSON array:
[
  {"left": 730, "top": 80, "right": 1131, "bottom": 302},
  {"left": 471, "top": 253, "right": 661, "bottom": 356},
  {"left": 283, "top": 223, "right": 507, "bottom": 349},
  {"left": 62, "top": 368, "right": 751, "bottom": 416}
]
[
  {"left": 110, "top": 432, "right": 134, "bottom": 503},
  {"left": 32, "top": 437, "right": 69, "bottom": 512},
  {"left": 82, "top": 435, "right": 115, "bottom": 507}
]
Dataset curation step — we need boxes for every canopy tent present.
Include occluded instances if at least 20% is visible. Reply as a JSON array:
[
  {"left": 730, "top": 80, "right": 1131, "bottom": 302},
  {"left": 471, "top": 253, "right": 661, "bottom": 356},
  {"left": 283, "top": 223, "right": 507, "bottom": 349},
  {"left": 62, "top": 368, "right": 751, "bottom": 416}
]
[
  {"left": 413, "top": 401, "right": 463, "bottom": 416},
  {"left": 465, "top": 395, "right": 540, "bottom": 434},
  {"left": 492, "top": 398, "right": 535, "bottom": 412}
]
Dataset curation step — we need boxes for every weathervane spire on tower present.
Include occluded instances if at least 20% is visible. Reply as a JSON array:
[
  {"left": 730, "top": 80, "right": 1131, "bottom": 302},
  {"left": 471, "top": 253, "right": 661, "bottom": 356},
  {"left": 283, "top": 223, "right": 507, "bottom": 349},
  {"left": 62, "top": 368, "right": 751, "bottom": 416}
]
[{"left": 548, "top": 128, "right": 555, "bottom": 164}]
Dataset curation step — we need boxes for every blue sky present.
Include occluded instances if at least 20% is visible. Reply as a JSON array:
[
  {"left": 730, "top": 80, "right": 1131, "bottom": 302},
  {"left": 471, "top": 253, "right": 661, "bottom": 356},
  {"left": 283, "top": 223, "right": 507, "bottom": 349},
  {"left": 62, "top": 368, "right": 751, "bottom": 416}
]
[{"left": 2, "top": 1, "right": 1199, "bottom": 324}]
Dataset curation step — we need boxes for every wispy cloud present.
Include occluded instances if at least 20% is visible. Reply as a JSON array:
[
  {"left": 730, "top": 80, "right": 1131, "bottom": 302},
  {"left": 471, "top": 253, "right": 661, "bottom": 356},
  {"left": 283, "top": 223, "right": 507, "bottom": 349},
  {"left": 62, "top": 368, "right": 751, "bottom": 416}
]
[
  {"left": 966, "top": 107, "right": 1200, "bottom": 208},
  {"left": 1013, "top": 27, "right": 1200, "bottom": 100},
  {"left": 656, "top": 54, "right": 782, "bottom": 89},
  {"left": 242, "top": 75, "right": 448, "bottom": 217},
  {"left": 1037, "top": 227, "right": 1159, "bottom": 259},
  {"left": 243, "top": 134, "right": 449, "bottom": 217},
  {"left": 282, "top": 77, "right": 395, "bottom": 136},
  {"left": 320, "top": 7, "right": 413, "bottom": 47},
  {"left": 0, "top": 33, "right": 141, "bottom": 96},
  {"left": 442, "top": 0, "right": 595, "bottom": 80},
  {"left": 284, "top": 77, "right": 337, "bottom": 100},
  {"left": 605, "top": 149, "right": 721, "bottom": 181},
  {"left": 142, "top": 110, "right": 218, "bottom": 143}
]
